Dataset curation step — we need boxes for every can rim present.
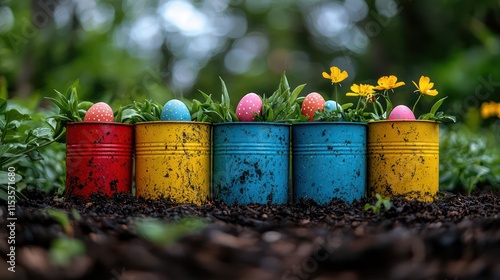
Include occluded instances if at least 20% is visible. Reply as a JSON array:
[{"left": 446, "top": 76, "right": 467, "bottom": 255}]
[
  {"left": 292, "top": 122, "right": 367, "bottom": 126},
  {"left": 67, "top": 122, "right": 133, "bottom": 127},
  {"left": 134, "top": 121, "right": 211, "bottom": 125},
  {"left": 212, "top": 122, "right": 292, "bottom": 126},
  {"left": 367, "top": 119, "right": 440, "bottom": 125}
]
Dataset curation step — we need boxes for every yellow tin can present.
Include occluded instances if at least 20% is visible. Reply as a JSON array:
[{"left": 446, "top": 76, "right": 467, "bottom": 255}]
[
  {"left": 367, "top": 120, "right": 439, "bottom": 202},
  {"left": 135, "top": 121, "right": 211, "bottom": 204}
]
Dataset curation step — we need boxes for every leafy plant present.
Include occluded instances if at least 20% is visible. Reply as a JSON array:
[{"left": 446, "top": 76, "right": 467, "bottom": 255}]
[
  {"left": 313, "top": 103, "right": 371, "bottom": 122},
  {"left": 135, "top": 217, "right": 207, "bottom": 245},
  {"left": 255, "top": 72, "right": 307, "bottom": 122},
  {"left": 0, "top": 94, "right": 67, "bottom": 200},
  {"left": 189, "top": 77, "right": 238, "bottom": 123},
  {"left": 439, "top": 123, "right": 500, "bottom": 194},
  {"left": 418, "top": 97, "right": 456, "bottom": 123},
  {"left": 18, "top": 142, "right": 66, "bottom": 194},
  {"left": 364, "top": 193, "right": 392, "bottom": 215},
  {"left": 119, "top": 99, "right": 163, "bottom": 123},
  {"left": 45, "top": 80, "right": 94, "bottom": 139}
]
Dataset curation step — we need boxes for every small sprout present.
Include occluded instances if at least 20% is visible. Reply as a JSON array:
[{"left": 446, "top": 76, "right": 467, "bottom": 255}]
[
  {"left": 49, "top": 237, "right": 85, "bottom": 266},
  {"left": 71, "top": 208, "right": 82, "bottom": 221},
  {"left": 47, "top": 208, "right": 74, "bottom": 236},
  {"left": 135, "top": 217, "right": 207, "bottom": 245},
  {"left": 364, "top": 193, "right": 392, "bottom": 215}
]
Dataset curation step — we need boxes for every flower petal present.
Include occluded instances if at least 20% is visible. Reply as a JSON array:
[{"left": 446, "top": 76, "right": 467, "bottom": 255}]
[
  {"left": 419, "top": 76, "right": 430, "bottom": 89},
  {"left": 412, "top": 80, "right": 419, "bottom": 90},
  {"left": 394, "top": 81, "right": 405, "bottom": 88},
  {"left": 350, "top": 84, "right": 360, "bottom": 93},
  {"left": 425, "top": 89, "right": 439, "bottom": 96},
  {"left": 331, "top": 66, "right": 340, "bottom": 76},
  {"left": 338, "top": 70, "right": 348, "bottom": 82}
]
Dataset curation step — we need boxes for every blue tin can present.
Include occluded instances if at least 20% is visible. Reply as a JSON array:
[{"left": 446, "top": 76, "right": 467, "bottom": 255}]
[
  {"left": 212, "top": 123, "right": 290, "bottom": 204},
  {"left": 292, "top": 122, "right": 367, "bottom": 204}
]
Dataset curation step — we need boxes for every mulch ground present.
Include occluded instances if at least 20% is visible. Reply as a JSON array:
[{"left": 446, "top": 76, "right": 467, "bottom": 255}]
[{"left": 1, "top": 188, "right": 500, "bottom": 280}]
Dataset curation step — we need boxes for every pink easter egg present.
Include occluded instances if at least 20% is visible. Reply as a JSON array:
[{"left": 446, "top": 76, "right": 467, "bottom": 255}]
[
  {"left": 388, "top": 105, "right": 416, "bottom": 120},
  {"left": 236, "top": 93, "right": 263, "bottom": 122}
]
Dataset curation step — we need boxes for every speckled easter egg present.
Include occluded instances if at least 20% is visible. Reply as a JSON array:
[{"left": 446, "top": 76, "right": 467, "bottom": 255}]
[
  {"left": 161, "top": 99, "right": 191, "bottom": 121},
  {"left": 325, "top": 100, "right": 343, "bottom": 121},
  {"left": 388, "top": 105, "right": 416, "bottom": 120},
  {"left": 83, "top": 102, "right": 114, "bottom": 122},
  {"left": 235, "top": 93, "right": 262, "bottom": 122},
  {"left": 325, "top": 100, "right": 342, "bottom": 112},
  {"left": 301, "top": 92, "right": 326, "bottom": 121}
]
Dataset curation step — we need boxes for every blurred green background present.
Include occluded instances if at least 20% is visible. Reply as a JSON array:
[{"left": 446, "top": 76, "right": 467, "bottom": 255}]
[{"left": 1, "top": 0, "right": 500, "bottom": 120}]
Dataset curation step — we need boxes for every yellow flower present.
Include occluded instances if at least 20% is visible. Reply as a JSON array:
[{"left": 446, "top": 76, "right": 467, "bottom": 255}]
[
  {"left": 374, "top": 75, "right": 405, "bottom": 90},
  {"left": 322, "top": 66, "right": 348, "bottom": 84},
  {"left": 481, "top": 102, "right": 500, "bottom": 119},
  {"left": 413, "top": 76, "right": 438, "bottom": 96},
  {"left": 346, "top": 84, "right": 375, "bottom": 97}
]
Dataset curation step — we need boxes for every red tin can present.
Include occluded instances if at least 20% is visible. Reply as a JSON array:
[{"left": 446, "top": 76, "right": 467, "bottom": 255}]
[{"left": 65, "top": 122, "right": 133, "bottom": 198}]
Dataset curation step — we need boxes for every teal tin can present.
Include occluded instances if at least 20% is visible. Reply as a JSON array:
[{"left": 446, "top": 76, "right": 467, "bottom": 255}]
[
  {"left": 212, "top": 123, "right": 290, "bottom": 204},
  {"left": 292, "top": 122, "right": 367, "bottom": 204}
]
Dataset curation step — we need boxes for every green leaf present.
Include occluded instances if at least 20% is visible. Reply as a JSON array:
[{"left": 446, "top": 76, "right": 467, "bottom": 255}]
[
  {"left": 69, "top": 87, "right": 79, "bottom": 115},
  {"left": 430, "top": 96, "right": 447, "bottom": 115},
  {"left": 0, "top": 98, "right": 7, "bottom": 114},
  {"left": 5, "top": 108, "right": 30, "bottom": 124},
  {"left": 267, "top": 107, "right": 274, "bottom": 121},
  {"left": 77, "top": 101, "right": 93, "bottom": 111},
  {"left": 30, "top": 127, "right": 54, "bottom": 140},
  {"left": 0, "top": 186, "right": 7, "bottom": 201},
  {"left": 135, "top": 217, "right": 207, "bottom": 245},
  {"left": 0, "top": 77, "right": 7, "bottom": 100},
  {"left": 220, "top": 77, "right": 230, "bottom": 108},
  {"left": 383, "top": 200, "right": 392, "bottom": 210},
  {"left": 47, "top": 209, "right": 71, "bottom": 233},
  {"left": 49, "top": 237, "right": 85, "bottom": 266},
  {"left": 291, "top": 84, "right": 306, "bottom": 101},
  {"left": 341, "top": 103, "right": 353, "bottom": 110},
  {"left": 384, "top": 96, "right": 393, "bottom": 120},
  {"left": 418, "top": 113, "right": 433, "bottom": 120},
  {"left": 0, "top": 171, "right": 22, "bottom": 183}
]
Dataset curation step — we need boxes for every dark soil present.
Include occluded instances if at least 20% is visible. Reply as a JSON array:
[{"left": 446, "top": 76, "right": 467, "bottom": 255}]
[{"left": 1, "top": 189, "right": 500, "bottom": 280}]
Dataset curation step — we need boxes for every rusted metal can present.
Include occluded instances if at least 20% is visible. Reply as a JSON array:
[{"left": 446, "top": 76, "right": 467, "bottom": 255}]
[
  {"left": 293, "top": 122, "right": 367, "bottom": 204},
  {"left": 65, "top": 122, "right": 133, "bottom": 198},
  {"left": 367, "top": 120, "right": 439, "bottom": 201},
  {"left": 212, "top": 123, "right": 290, "bottom": 205},
  {"left": 134, "top": 121, "right": 211, "bottom": 204}
]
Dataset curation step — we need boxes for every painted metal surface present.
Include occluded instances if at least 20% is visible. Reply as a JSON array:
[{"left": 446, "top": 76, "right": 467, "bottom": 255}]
[
  {"left": 292, "top": 122, "right": 367, "bottom": 204},
  {"left": 213, "top": 123, "right": 290, "bottom": 205},
  {"left": 367, "top": 120, "right": 439, "bottom": 202},
  {"left": 135, "top": 122, "right": 211, "bottom": 204},
  {"left": 66, "top": 122, "right": 133, "bottom": 198}
]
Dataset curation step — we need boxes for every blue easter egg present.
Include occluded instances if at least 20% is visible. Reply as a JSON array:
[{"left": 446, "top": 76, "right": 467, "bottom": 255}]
[
  {"left": 325, "top": 100, "right": 343, "bottom": 121},
  {"left": 325, "top": 100, "right": 342, "bottom": 112},
  {"left": 161, "top": 99, "right": 191, "bottom": 121}
]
